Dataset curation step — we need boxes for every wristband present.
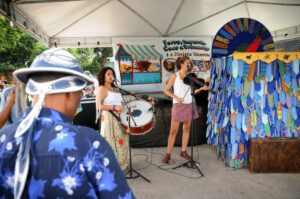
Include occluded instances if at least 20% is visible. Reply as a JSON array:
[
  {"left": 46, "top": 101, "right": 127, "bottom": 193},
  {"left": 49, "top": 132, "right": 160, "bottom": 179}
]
[{"left": 113, "top": 105, "right": 116, "bottom": 110}]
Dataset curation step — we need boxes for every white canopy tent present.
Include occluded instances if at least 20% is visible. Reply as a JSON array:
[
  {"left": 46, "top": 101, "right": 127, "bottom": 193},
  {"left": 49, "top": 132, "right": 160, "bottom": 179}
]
[{"left": 0, "top": 0, "right": 300, "bottom": 48}]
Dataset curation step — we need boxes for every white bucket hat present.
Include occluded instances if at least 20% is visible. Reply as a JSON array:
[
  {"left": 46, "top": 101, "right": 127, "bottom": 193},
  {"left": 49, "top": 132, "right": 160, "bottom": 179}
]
[
  {"left": 13, "top": 48, "right": 94, "bottom": 85},
  {"left": 12, "top": 48, "right": 95, "bottom": 199}
]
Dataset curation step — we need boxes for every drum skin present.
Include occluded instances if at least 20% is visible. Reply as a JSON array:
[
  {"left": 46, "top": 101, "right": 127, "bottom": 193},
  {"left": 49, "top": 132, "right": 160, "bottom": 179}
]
[{"left": 120, "top": 100, "right": 154, "bottom": 135}]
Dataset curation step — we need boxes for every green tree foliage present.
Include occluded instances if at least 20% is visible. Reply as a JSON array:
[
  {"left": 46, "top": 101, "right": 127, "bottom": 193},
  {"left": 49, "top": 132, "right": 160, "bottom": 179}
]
[
  {"left": 66, "top": 47, "right": 112, "bottom": 75},
  {"left": 92, "top": 47, "right": 113, "bottom": 74},
  {"left": 0, "top": 16, "right": 48, "bottom": 75},
  {"left": 1, "top": 16, "right": 113, "bottom": 77}
]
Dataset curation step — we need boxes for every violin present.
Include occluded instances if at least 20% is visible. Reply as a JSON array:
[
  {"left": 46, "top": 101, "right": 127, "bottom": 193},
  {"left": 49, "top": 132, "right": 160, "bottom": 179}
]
[{"left": 183, "top": 73, "right": 215, "bottom": 94}]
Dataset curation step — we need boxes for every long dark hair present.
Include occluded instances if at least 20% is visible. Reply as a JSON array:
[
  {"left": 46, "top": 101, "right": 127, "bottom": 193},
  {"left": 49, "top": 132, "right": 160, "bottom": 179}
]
[
  {"left": 176, "top": 56, "right": 190, "bottom": 70},
  {"left": 96, "top": 67, "right": 116, "bottom": 87}
]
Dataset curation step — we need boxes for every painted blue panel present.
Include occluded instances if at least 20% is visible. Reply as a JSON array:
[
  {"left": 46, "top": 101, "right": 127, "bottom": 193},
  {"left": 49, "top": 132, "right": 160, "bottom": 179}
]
[
  {"left": 121, "top": 73, "right": 133, "bottom": 85},
  {"left": 133, "top": 73, "right": 161, "bottom": 84}
]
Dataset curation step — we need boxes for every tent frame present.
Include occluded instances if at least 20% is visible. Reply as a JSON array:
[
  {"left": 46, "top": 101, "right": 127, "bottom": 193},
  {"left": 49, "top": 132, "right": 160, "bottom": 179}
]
[{"left": 1, "top": 0, "right": 300, "bottom": 47}]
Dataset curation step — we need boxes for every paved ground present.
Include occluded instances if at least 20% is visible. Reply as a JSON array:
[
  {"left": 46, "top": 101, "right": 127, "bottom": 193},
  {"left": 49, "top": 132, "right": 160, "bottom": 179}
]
[{"left": 126, "top": 144, "right": 300, "bottom": 199}]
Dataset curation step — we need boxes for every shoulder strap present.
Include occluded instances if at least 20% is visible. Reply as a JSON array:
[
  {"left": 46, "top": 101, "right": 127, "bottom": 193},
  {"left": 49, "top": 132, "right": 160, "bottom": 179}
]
[{"left": 108, "top": 110, "right": 121, "bottom": 122}]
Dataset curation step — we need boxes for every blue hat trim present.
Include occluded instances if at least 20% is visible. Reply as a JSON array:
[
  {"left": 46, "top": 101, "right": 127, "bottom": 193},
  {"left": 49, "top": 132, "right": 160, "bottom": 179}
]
[{"left": 31, "top": 59, "right": 83, "bottom": 73}]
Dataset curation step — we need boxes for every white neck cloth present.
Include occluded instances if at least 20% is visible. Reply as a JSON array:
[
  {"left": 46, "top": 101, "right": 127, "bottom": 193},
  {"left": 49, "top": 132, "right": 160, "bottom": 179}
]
[{"left": 14, "top": 76, "right": 87, "bottom": 199}]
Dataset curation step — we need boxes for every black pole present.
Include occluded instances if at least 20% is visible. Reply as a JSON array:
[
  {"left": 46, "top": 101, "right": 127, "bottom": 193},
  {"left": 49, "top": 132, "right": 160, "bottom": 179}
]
[{"left": 120, "top": 91, "right": 150, "bottom": 183}]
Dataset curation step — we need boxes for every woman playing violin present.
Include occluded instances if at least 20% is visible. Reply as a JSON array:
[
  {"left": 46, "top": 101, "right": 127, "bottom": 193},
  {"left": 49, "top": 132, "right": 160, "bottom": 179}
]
[{"left": 162, "top": 56, "right": 209, "bottom": 164}]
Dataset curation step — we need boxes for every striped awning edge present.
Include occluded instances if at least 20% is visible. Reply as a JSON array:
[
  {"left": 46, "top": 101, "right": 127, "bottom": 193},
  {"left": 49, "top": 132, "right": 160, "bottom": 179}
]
[{"left": 121, "top": 44, "right": 163, "bottom": 61}]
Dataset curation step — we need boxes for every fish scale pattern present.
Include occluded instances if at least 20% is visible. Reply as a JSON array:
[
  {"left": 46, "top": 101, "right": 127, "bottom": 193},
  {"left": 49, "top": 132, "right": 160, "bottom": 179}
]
[{"left": 206, "top": 52, "right": 300, "bottom": 169}]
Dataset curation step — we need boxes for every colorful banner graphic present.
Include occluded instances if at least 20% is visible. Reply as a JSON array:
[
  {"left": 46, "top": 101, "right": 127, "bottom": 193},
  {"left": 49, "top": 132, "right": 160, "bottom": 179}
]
[
  {"left": 112, "top": 37, "right": 212, "bottom": 93},
  {"left": 206, "top": 53, "right": 300, "bottom": 169},
  {"left": 212, "top": 18, "right": 274, "bottom": 58}
]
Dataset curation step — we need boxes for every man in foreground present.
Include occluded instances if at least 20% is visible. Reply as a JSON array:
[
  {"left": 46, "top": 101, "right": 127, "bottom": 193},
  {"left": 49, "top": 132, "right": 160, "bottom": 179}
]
[{"left": 0, "top": 48, "right": 134, "bottom": 198}]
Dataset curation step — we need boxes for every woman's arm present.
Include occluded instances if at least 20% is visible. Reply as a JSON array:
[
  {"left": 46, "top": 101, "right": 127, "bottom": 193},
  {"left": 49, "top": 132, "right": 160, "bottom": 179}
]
[
  {"left": 194, "top": 85, "right": 209, "bottom": 94},
  {"left": 0, "top": 89, "right": 15, "bottom": 128},
  {"left": 164, "top": 74, "right": 183, "bottom": 104}
]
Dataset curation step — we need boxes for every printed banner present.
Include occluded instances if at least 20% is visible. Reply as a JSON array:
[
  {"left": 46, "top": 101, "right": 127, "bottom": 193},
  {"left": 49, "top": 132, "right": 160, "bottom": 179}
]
[
  {"left": 112, "top": 37, "right": 212, "bottom": 93},
  {"left": 233, "top": 52, "right": 300, "bottom": 64},
  {"left": 211, "top": 18, "right": 274, "bottom": 58}
]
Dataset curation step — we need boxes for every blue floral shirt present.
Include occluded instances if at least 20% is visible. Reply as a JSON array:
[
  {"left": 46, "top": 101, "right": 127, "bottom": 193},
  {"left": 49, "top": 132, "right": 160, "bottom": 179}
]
[{"left": 0, "top": 108, "right": 135, "bottom": 199}]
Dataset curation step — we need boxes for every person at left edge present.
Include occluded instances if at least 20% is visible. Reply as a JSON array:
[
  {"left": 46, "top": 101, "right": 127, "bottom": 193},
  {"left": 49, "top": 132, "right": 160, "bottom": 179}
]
[
  {"left": 0, "top": 88, "right": 15, "bottom": 129},
  {"left": 0, "top": 48, "right": 135, "bottom": 199},
  {"left": 0, "top": 75, "right": 27, "bottom": 127}
]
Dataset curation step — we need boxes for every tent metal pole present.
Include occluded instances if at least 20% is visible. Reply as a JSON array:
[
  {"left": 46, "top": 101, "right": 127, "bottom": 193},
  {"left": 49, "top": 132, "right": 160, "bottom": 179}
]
[
  {"left": 168, "top": 1, "right": 243, "bottom": 36},
  {"left": 243, "top": 0, "right": 251, "bottom": 18},
  {"left": 118, "top": 0, "right": 163, "bottom": 36},
  {"left": 245, "top": 1, "right": 300, "bottom": 6},
  {"left": 164, "top": 0, "right": 185, "bottom": 36},
  {"left": 13, "top": 0, "right": 83, "bottom": 5},
  {"left": 52, "top": 0, "right": 111, "bottom": 37}
]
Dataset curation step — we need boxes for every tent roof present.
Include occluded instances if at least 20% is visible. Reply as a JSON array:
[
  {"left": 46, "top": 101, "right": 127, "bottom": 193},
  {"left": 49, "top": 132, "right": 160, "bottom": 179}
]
[{"left": 1, "top": 0, "right": 300, "bottom": 47}]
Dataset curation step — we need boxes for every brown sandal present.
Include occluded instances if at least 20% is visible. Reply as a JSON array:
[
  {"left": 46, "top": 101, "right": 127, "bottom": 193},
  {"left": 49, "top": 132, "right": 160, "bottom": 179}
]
[
  {"left": 180, "top": 151, "right": 191, "bottom": 160},
  {"left": 162, "top": 154, "right": 171, "bottom": 164}
]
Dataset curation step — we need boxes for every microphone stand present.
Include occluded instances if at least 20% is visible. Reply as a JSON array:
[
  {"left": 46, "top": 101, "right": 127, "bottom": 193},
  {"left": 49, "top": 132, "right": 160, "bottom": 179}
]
[
  {"left": 172, "top": 74, "right": 204, "bottom": 177},
  {"left": 113, "top": 83, "right": 148, "bottom": 102},
  {"left": 114, "top": 82, "right": 151, "bottom": 183}
]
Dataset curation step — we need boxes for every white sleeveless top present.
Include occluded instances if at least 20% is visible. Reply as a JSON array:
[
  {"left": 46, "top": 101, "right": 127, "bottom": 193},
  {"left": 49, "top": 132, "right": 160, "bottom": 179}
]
[
  {"left": 173, "top": 72, "right": 192, "bottom": 104},
  {"left": 103, "top": 89, "right": 123, "bottom": 106}
]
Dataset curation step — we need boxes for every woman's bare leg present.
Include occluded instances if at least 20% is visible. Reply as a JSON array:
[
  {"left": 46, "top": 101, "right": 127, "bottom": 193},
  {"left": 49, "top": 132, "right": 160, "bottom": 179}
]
[
  {"left": 166, "top": 121, "right": 180, "bottom": 154},
  {"left": 181, "top": 120, "right": 191, "bottom": 152}
]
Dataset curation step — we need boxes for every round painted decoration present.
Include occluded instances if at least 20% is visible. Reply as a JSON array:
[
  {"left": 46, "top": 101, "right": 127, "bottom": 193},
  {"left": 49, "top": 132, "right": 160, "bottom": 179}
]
[{"left": 211, "top": 18, "right": 274, "bottom": 58}]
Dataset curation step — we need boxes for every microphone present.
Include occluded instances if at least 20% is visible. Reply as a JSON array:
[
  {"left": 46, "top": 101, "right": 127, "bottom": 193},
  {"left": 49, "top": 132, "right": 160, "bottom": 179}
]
[
  {"left": 187, "top": 64, "right": 191, "bottom": 72},
  {"left": 111, "top": 77, "right": 120, "bottom": 82}
]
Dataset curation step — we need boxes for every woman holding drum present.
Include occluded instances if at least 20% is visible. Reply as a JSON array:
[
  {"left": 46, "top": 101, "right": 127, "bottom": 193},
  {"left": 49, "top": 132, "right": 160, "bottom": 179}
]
[
  {"left": 162, "top": 56, "right": 209, "bottom": 164},
  {"left": 97, "top": 67, "right": 129, "bottom": 171}
]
